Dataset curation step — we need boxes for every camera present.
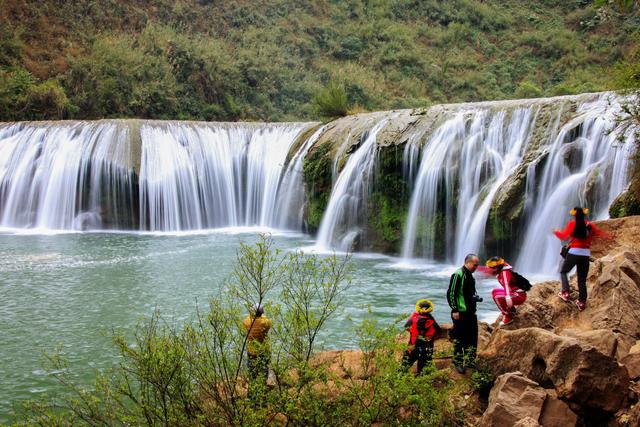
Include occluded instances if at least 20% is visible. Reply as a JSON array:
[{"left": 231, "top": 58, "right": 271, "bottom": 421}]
[{"left": 472, "top": 293, "right": 483, "bottom": 302}]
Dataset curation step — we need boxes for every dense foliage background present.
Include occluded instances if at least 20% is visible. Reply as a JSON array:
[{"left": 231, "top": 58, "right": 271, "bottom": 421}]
[{"left": 0, "top": 0, "right": 639, "bottom": 121}]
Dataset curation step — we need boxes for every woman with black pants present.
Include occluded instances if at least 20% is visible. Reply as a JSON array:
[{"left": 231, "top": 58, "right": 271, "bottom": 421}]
[{"left": 553, "top": 207, "right": 609, "bottom": 311}]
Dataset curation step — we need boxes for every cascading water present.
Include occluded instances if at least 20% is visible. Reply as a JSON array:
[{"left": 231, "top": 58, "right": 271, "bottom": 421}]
[
  {"left": 139, "top": 123, "right": 310, "bottom": 231},
  {"left": 0, "top": 93, "right": 636, "bottom": 274},
  {"left": 315, "top": 118, "right": 390, "bottom": 252},
  {"left": 400, "top": 107, "right": 537, "bottom": 262},
  {"left": 516, "top": 95, "right": 635, "bottom": 274},
  {"left": 275, "top": 126, "right": 327, "bottom": 230},
  {"left": 393, "top": 93, "right": 635, "bottom": 271},
  {"left": 0, "top": 121, "right": 315, "bottom": 232},
  {"left": 0, "top": 122, "right": 136, "bottom": 231}
]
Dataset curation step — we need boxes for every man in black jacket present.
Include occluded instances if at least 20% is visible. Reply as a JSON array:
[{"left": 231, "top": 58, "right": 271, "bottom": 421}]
[{"left": 447, "top": 253, "right": 480, "bottom": 374}]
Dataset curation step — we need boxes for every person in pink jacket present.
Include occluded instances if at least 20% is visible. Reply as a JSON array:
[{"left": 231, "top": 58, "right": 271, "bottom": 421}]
[{"left": 482, "top": 257, "right": 527, "bottom": 326}]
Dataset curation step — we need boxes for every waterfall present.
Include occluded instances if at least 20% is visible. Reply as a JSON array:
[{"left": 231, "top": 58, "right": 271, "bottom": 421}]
[
  {"left": 138, "top": 122, "right": 311, "bottom": 231},
  {"left": 0, "top": 122, "right": 135, "bottom": 231},
  {"left": 1, "top": 93, "right": 635, "bottom": 273},
  {"left": 315, "top": 118, "right": 390, "bottom": 252},
  {"left": 400, "top": 107, "right": 537, "bottom": 262},
  {"left": 0, "top": 121, "right": 314, "bottom": 232},
  {"left": 395, "top": 93, "right": 635, "bottom": 269},
  {"left": 275, "top": 125, "right": 326, "bottom": 230},
  {"left": 516, "top": 95, "right": 635, "bottom": 273}
]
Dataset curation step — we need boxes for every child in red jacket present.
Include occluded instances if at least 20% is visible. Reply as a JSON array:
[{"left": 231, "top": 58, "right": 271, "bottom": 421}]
[{"left": 403, "top": 299, "right": 441, "bottom": 374}]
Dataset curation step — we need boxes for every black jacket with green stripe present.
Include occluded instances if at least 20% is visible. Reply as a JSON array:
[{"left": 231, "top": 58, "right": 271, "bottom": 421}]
[{"left": 447, "top": 266, "right": 477, "bottom": 314}]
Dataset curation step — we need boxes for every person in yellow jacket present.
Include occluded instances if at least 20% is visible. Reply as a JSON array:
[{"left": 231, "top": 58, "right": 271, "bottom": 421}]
[{"left": 242, "top": 304, "right": 272, "bottom": 382}]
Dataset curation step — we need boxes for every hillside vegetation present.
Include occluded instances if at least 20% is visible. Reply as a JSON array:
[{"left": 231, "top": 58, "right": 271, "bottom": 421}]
[{"left": 0, "top": 0, "right": 639, "bottom": 121}]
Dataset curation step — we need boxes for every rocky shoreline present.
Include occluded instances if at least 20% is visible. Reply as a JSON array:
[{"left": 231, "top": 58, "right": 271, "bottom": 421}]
[{"left": 313, "top": 216, "right": 640, "bottom": 426}]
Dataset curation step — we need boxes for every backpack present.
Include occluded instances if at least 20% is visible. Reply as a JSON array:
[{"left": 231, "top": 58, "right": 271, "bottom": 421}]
[{"left": 511, "top": 271, "right": 532, "bottom": 292}]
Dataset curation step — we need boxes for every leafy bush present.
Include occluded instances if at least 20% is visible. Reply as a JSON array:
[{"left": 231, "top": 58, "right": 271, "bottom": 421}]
[
  {"left": 17, "top": 79, "right": 74, "bottom": 120},
  {"left": 515, "top": 80, "right": 543, "bottom": 99},
  {"left": 313, "top": 81, "right": 350, "bottom": 120}
]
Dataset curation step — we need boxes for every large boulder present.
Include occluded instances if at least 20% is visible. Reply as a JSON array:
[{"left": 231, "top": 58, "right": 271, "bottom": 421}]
[
  {"left": 479, "top": 327, "right": 629, "bottom": 412},
  {"left": 539, "top": 390, "right": 578, "bottom": 427},
  {"left": 620, "top": 351, "right": 640, "bottom": 380},
  {"left": 479, "top": 372, "right": 547, "bottom": 427},
  {"left": 591, "top": 216, "right": 640, "bottom": 258},
  {"left": 480, "top": 372, "right": 578, "bottom": 427},
  {"left": 559, "top": 328, "right": 631, "bottom": 360},
  {"left": 585, "top": 250, "right": 640, "bottom": 343}
]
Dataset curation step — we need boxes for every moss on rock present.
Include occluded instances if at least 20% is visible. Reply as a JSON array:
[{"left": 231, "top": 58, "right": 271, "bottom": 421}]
[
  {"left": 365, "top": 145, "right": 411, "bottom": 254},
  {"left": 303, "top": 142, "right": 333, "bottom": 232},
  {"left": 609, "top": 187, "right": 640, "bottom": 218}
]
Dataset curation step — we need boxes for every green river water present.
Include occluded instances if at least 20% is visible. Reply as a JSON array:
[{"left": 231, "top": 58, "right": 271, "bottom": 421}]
[{"left": 0, "top": 231, "right": 502, "bottom": 420}]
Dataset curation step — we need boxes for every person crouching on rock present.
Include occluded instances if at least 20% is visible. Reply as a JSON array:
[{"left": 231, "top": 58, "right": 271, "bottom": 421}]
[
  {"left": 484, "top": 257, "right": 526, "bottom": 326},
  {"left": 554, "top": 206, "right": 610, "bottom": 311},
  {"left": 403, "top": 299, "right": 441, "bottom": 375}
]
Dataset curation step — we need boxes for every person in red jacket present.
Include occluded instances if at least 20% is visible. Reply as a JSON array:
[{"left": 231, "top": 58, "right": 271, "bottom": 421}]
[
  {"left": 554, "top": 206, "right": 609, "bottom": 311},
  {"left": 483, "top": 257, "right": 527, "bottom": 326},
  {"left": 403, "top": 299, "right": 441, "bottom": 374}
]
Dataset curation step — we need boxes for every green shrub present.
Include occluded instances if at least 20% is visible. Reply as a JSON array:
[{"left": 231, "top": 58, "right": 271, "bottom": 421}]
[
  {"left": 17, "top": 79, "right": 74, "bottom": 120},
  {"left": 313, "top": 81, "right": 350, "bottom": 120},
  {"left": 0, "top": 67, "right": 34, "bottom": 120},
  {"left": 0, "top": 23, "right": 24, "bottom": 66},
  {"left": 514, "top": 80, "right": 543, "bottom": 99}
]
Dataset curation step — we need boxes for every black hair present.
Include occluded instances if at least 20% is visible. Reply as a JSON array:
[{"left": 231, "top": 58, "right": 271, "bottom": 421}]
[
  {"left": 572, "top": 207, "right": 589, "bottom": 239},
  {"left": 252, "top": 305, "right": 264, "bottom": 317},
  {"left": 464, "top": 253, "right": 478, "bottom": 263}
]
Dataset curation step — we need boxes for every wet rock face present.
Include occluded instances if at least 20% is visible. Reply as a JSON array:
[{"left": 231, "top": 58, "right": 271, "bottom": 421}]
[
  {"left": 301, "top": 93, "right": 630, "bottom": 259},
  {"left": 609, "top": 187, "right": 640, "bottom": 218}
]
